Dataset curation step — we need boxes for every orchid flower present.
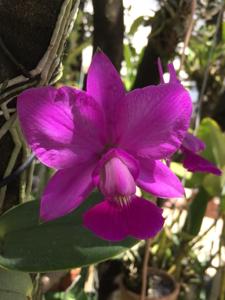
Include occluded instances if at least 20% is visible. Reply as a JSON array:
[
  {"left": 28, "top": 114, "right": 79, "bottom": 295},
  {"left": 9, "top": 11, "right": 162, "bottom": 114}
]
[
  {"left": 18, "top": 52, "right": 192, "bottom": 241},
  {"left": 181, "top": 133, "right": 221, "bottom": 175},
  {"left": 157, "top": 59, "right": 221, "bottom": 177}
]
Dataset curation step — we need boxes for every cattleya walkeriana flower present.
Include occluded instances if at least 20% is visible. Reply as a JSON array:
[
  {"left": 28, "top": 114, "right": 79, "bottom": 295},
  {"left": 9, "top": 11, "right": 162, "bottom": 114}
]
[
  {"left": 17, "top": 51, "right": 192, "bottom": 241},
  {"left": 157, "top": 59, "right": 221, "bottom": 176}
]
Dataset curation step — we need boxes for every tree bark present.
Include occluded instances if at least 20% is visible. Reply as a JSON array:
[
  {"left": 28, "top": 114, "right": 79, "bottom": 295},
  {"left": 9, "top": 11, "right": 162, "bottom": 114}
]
[
  {"left": 92, "top": 0, "right": 124, "bottom": 71},
  {"left": 0, "top": 0, "right": 80, "bottom": 212},
  {"left": 133, "top": 0, "right": 194, "bottom": 88}
]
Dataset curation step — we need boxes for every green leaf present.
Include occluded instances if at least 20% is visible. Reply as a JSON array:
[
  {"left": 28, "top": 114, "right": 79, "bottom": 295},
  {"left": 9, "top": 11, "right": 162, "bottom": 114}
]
[
  {"left": 203, "top": 173, "right": 222, "bottom": 196},
  {"left": 129, "top": 16, "right": 145, "bottom": 36},
  {"left": 0, "top": 193, "right": 137, "bottom": 272},
  {"left": 0, "top": 268, "right": 32, "bottom": 300},
  {"left": 64, "top": 268, "right": 89, "bottom": 300},
  {"left": 222, "top": 21, "right": 225, "bottom": 42},
  {"left": 186, "top": 118, "right": 225, "bottom": 190},
  {"left": 220, "top": 195, "right": 225, "bottom": 213},
  {"left": 197, "top": 118, "right": 225, "bottom": 168},
  {"left": 65, "top": 290, "right": 88, "bottom": 300},
  {"left": 185, "top": 172, "right": 205, "bottom": 189},
  {"left": 182, "top": 187, "right": 210, "bottom": 237}
]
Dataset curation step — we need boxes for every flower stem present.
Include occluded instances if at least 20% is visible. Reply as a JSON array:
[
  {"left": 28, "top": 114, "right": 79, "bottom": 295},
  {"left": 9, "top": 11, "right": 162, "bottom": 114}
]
[{"left": 140, "top": 238, "right": 151, "bottom": 300}]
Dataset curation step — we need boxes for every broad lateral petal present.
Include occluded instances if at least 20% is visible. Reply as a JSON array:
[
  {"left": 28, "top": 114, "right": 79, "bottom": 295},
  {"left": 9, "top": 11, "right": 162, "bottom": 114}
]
[
  {"left": 40, "top": 160, "right": 97, "bottom": 221},
  {"left": 182, "top": 133, "right": 205, "bottom": 153},
  {"left": 83, "top": 196, "right": 164, "bottom": 241},
  {"left": 18, "top": 86, "right": 105, "bottom": 169},
  {"left": 86, "top": 51, "right": 125, "bottom": 137},
  {"left": 116, "top": 83, "right": 192, "bottom": 159},
  {"left": 136, "top": 158, "right": 184, "bottom": 198},
  {"left": 182, "top": 149, "right": 221, "bottom": 175}
]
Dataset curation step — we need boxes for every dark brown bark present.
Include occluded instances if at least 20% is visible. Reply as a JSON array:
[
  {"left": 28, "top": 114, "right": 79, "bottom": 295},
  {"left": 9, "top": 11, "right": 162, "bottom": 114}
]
[
  {"left": 92, "top": 0, "right": 124, "bottom": 71},
  {"left": 0, "top": 0, "right": 64, "bottom": 81},
  {"left": 133, "top": 0, "right": 194, "bottom": 88},
  {"left": 0, "top": 0, "right": 79, "bottom": 212}
]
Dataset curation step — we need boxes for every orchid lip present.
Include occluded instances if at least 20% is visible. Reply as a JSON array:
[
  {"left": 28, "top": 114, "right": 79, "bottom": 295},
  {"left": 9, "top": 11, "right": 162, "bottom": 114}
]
[
  {"left": 114, "top": 195, "right": 133, "bottom": 207},
  {"left": 99, "top": 156, "right": 136, "bottom": 201}
]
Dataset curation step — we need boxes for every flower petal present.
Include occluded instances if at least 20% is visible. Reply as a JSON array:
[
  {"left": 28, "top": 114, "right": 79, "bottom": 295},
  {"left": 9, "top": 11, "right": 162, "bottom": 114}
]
[
  {"left": 136, "top": 158, "right": 184, "bottom": 198},
  {"left": 167, "top": 63, "right": 180, "bottom": 84},
  {"left": 40, "top": 160, "right": 97, "bottom": 221},
  {"left": 83, "top": 196, "right": 164, "bottom": 241},
  {"left": 86, "top": 51, "right": 125, "bottom": 139},
  {"left": 18, "top": 86, "right": 105, "bottom": 169},
  {"left": 116, "top": 83, "right": 192, "bottom": 159},
  {"left": 182, "top": 149, "right": 221, "bottom": 175},
  {"left": 182, "top": 133, "right": 205, "bottom": 153}
]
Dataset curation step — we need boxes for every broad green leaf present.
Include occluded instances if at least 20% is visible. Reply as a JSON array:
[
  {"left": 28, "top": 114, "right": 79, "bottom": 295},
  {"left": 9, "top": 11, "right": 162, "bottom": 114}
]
[
  {"left": 185, "top": 172, "right": 205, "bottom": 189},
  {"left": 182, "top": 187, "right": 210, "bottom": 237},
  {"left": 220, "top": 193, "right": 225, "bottom": 213},
  {"left": 0, "top": 268, "right": 32, "bottom": 300},
  {"left": 197, "top": 118, "right": 225, "bottom": 168},
  {"left": 219, "top": 184, "right": 225, "bottom": 213},
  {"left": 186, "top": 118, "right": 224, "bottom": 190},
  {"left": 203, "top": 174, "right": 222, "bottom": 196},
  {"left": 0, "top": 193, "right": 137, "bottom": 272}
]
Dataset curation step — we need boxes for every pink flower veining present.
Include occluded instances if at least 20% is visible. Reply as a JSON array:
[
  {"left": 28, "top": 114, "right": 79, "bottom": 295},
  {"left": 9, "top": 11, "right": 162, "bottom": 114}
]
[{"left": 17, "top": 52, "right": 192, "bottom": 241}]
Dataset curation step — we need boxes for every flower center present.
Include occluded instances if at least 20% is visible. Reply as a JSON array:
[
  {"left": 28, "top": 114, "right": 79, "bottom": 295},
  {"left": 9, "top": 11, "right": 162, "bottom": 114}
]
[{"left": 99, "top": 157, "right": 136, "bottom": 206}]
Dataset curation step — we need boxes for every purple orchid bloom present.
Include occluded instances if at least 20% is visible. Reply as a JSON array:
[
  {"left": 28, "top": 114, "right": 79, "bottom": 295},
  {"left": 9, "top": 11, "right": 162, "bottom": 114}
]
[
  {"left": 181, "top": 133, "right": 221, "bottom": 175},
  {"left": 17, "top": 52, "right": 192, "bottom": 241},
  {"left": 157, "top": 59, "right": 221, "bottom": 177}
]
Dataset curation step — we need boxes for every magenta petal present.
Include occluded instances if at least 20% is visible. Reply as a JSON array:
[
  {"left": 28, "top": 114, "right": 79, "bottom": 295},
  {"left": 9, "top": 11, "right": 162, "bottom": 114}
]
[
  {"left": 87, "top": 51, "right": 125, "bottom": 111},
  {"left": 18, "top": 86, "right": 105, "bottom": 169},
  {"left": 18, "top": 87, "right": 76, "bottom": 169},
  {"left": 83, "top": 196, "right": 164, "bottom": 241},
  {"left": 40, "top": 160, "right": 97, "bottom": 221},
  {"left": 182, "top": 149, "right": 221, "bottom": 175},
  {"left": 86, "top": 51, "right": 125, "bottom": 139},
  {"left": 116, "top": 83, "right": 192, "bottom": 159},
  {"left": 182, "top": 133, "right": 205, "bottom": 153},
  {"left": 136, "top": 158, "right": 184, "bottom": 198},
  {"left": 168, "top": 63, "right": 179, "bottom": 84}
]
